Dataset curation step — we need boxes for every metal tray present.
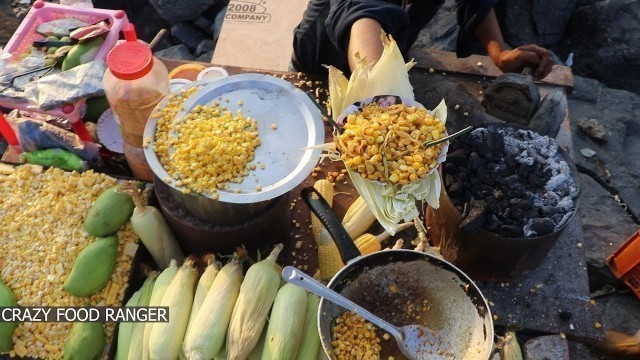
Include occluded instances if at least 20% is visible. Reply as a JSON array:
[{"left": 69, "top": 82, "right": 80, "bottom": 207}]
[{"left": 144, "top": 73, "right": 325, "bottom": 205}]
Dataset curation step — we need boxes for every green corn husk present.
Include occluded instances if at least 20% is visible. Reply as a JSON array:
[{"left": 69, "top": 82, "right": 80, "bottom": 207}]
[
  {"left": 128, "top": 272, "right": 157, "bottom": 360},
  {"left": 295, "top": 293, "right": 321, "bottom": 360},
  {"left": 499, "top": 332, "right": 523, "bottom": 360},
  {"left": 143, "top": 260, "right": 179, "bottom": 360},
  {"left": 115, "top": 289, "right": 141, "bottom": 360},
  {"left": 261, "top": 283, "right": 308, "bottom": 360}
]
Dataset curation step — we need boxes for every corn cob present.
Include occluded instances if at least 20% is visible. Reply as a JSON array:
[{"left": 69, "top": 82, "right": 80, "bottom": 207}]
[
  {"left": 262, "top": 283, "right": 308, "bottom": 360},
  {"left": 143, "top": 260, "right": 179, "bottom": 360},
  {"left": 311, "top": 180, "right": 344, "bottom": 281},
  {"left": 227, "top": 244, "right": 284, "bottom": 360},
  {"left": 354, "top": 221, "right": 413, "bottom": 255},
  {"left": 295, "top": 293, "right": 321, "bottom": 360},
  {"left": 184, "top": 254, "right": 220, "bottom": 358},
  {"left": 115, "top": 289, "right": 141, "bottom": 360},
  {"left": 342, "top": 196, "right": 376, "bottom": 239},
  {"left": 128, "top": 272, "right": 157, "bottom": 360},
  {"left": 148, "top": 258, "right": 198, "bottom": 360},
  {"left": 183, "top": 251, "right": 245, "bottom": 360}
]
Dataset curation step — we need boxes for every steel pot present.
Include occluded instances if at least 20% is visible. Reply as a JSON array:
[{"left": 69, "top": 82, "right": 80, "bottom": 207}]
[
  {"left": 301, "top": 187, "right": 494, "bottom": 360},
  {"left": 143, "top": 75, "right": 326, "bottom": 224}
]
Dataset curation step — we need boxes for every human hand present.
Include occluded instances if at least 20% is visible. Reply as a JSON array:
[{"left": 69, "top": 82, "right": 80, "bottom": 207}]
[{"left": 494, "top": 44, "right": 554, "bottom": 79}]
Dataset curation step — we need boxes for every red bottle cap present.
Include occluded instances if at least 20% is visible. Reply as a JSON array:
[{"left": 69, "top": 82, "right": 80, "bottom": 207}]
[{"left": 106, "top": 24, "right": 154, "bottom": 80}]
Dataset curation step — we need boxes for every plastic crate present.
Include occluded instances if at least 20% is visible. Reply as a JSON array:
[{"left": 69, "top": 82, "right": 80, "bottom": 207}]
[
  {"left": 607, "top": 229, "right": 640, "bottom": 299},
  {"left": 0, "top": 1, "right": 129, "bottom": 143}
]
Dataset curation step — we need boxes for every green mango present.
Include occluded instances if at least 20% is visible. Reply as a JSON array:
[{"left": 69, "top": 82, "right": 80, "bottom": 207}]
[
  {"left": 84, "top": 96, "right": 110, "bottom": 123},
  {"left": 84, "top": 185, "right": 134, "bottom": 237},
  {"left": 64, "top": 236, "right": 118, "bottom": 297},
  {"left": 0, "top": 278, "right": 18, "bottom": 352},
  {"left": 61, "top": 37, "right": 104, "bottom": 71},
  {"left": 63, "top": 322, "right": 106, "bottom": 360}
]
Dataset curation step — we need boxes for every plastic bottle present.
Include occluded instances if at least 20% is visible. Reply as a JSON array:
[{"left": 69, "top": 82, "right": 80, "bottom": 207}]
[{"left": 103, "top": 24, "right": 169, "bottom": 181}]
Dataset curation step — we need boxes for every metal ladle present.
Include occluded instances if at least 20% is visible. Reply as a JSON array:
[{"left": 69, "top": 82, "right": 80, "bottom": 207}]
[{"left": 282, "top": 266, "right": 455, "bottom": 360}]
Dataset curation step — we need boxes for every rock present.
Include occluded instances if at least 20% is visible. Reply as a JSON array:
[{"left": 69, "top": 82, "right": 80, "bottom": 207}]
[
  {"left": 600, "top": 294, "right": 640, "bottom": 334},
  {"left": 577, "top": 118, "right": 610, "bottom": 141},
  {"left": 577, "top": 174, "right": 637, "bottom": 290},
  {"left": 580, "top": 148, "right": 596, "bottom": 158},
  {"left": 170, "top": 22, "right": 207, "bottom": 52},
  {"left": 528, "top": 90, "right": 567, "bottom": 138},
  {"left": 196, "top": 50, "right": 214, "bottom": 63},
  {"left": 523, "top": 335, "right": 570, "bottom": 360},
  {"left": 570, "top": 75, "right": 640, "bottom": 221},
  {"left": 154, "top": 44, "right": 195, "bottom": 61},
  {"left": 195, "top": 39, "right": 215, "bottom": 57},
  {"left": 148, "top": 0, "right": 217, "bottom": 24},
  {"left": 569, "top": 0, "right": 640, "bottom": 94},
  {"left": 500, "top": 0, "right": 540, "bottom": 47},
  {"left": 531, "top": 0, "right": 577, "bottom": 46},
  {"left": 0, "top": 0, "right": 21, "bottom": 46},
  {"left": 212, "top": 7, "right": 226, "bottom": 42},
  {"left": 413, "top": 0, "right": 458, "bottom": 51}
]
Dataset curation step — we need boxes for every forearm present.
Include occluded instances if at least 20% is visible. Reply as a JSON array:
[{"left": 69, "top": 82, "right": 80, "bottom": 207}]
[
  {"left": 347, "top": 18, "right": 384, "bottom": 71},
  {"left": 473, "top": 9, "right": 507, "bottom": 67}
]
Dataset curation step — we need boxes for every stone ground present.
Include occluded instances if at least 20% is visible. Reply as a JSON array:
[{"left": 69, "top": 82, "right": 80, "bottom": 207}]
[{"left": 1, "top": 1, "right": 639, "bottom": 359}]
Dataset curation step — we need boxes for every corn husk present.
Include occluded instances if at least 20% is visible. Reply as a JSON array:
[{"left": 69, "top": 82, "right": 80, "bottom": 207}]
[
  {"left": 227, "top": 244, "right": 283, "bottom": 360},
  {"left": 325, "top": 33, "right": 446, "bottom": 235},
  {"left": 128, "top": 272, "right": 157, "bottom": 360},
  {"left": 183, "top": 253, "right": 244, "bottom": 360},
  {"left": 148, "top": 259, "right": 197, "bottom": 360},
  {"left": 295, "top": 293, "right": 321, "bottom": 360},
  {"left": 261, "top": 283, "right": 308, "bottom": 360},
  {"left": 498, "top": 332, "right": 523, "bottom": 360},
  {"left": 143, "top": 259, "right": 179, "bottom": 360},
  {"left": 115, "top": 289, "right": 142, "bottom": 360},
  {"left": 247, "top": 327, "right": 268, "bottom": 360}
]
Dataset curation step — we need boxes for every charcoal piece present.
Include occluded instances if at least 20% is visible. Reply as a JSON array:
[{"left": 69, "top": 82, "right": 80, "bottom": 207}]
[
  {"left": 447, "top": 149, "right": 468, "bottom": 166},
  {"left": 517, "top": 163, "right": 533, "bottom": 178},
  {"left": 469, "top": 152, "right": 485, "bottom": 171},
  {"left": 486, "top": 130, "right": 505, "bottom": 156},
  {"left": 444, "top": 174, "right": 454, "bottom": 188},
  {"left": 502, "top": 208, "right": 511, "bottom": 219},
  {"left": 498, "top": 224, "right": 523, "bottom": 238},
  {"left": 488, "top": 214, "right": 500, "bottom": 231},
  {"left": 511, "top": 208, "right": 524, "bottom": 218},
  {"left": 444, "top": 162, "right": 457, "bottom": 175},
  {"left": 552, "top": 213, "right": 565, "bottom": 224},
  {"left": 448, "top": 182, "right": 464, "bottom": 199},
  {"left": 506, "top": 175, "right": 520, "bottom": 188},
  {"left": 492, "top": 189, "right": 504, "bottom": 200},
  {"left": 541, "top": 205, "right": 564, "bottom": 216},
  {"left": 559, "top": 311, "right": 572, "bottom": 321},
  {"left": 504, "top": 154, "right": 517, "bottom": 169},
  {"left": 475, "top": 140, "right": 493, "bottom": 159},
  {"left": 529, "top": 173, "right": 546, "bottom": 187},
  {"left": 528, "top": 218, "right": 556, "bottom": 236},
  {"left": 510, "top": 198, "right": 531, "bottom": 209},
  {"left": 460, "top": 199, "right": 487, "bottom": 232}
]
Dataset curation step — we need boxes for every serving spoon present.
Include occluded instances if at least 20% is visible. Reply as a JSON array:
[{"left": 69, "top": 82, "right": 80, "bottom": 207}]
[{"left": 283, "top": 266, "right": 456, "bottom": 360}]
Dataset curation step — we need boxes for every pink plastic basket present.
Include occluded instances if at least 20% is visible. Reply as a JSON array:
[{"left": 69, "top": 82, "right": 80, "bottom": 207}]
[
  {"left": 0, "top": 1, "right": 129, "bottom": 143},
  {"left": 4, "top": 1, "right": 129, "bottom": 62}
]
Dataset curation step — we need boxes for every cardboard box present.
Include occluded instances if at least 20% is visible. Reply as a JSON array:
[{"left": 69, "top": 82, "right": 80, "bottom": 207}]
[{"left": 212, "top": 0, "right": 308, "bottom": 71}]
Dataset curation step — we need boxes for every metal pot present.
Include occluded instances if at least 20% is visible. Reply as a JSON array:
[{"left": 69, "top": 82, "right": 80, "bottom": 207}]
[
  {"left": 301, "top": 187, "right": 494, "bottom": 360},
  {"left": 426, "top": 122, "right": 581, "bottom": 281},
  {"left": 143, "top": 75, "right": 326, "bottom": 224}
]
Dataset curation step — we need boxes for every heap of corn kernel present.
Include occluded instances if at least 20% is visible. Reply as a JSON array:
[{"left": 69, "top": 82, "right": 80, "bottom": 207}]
[
  {"left": 336, "top": 103, "right": 445, "bottom": 185},
  {"left": 0, "top": 165, "right": 139, "bottom": 359},
  {"left": 152, "top": 90, "right": 261, "bottom": 197},
  {"left": 331, "top": 311, "right": 382, "bottom": 359}
]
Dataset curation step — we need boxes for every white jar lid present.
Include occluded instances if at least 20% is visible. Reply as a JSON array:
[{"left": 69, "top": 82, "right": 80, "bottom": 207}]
[
  {"left": 197, "top": 66, "right": 229, "bottom": 81},
  {"left": 169, "top": 78, "right": 193, "bottom": 92}
]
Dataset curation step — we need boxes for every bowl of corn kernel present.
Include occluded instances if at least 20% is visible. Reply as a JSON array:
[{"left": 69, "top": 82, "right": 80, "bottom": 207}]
[
  {"left": 143, "top": 74, "right": 326, "bottom": 224},
  {"left": 334, "top": 95, "right": 449, "bottom": 186}
]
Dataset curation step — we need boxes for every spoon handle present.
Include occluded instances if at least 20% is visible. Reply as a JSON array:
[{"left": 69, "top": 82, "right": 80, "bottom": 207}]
[
  {"left": 282, "top": 266, "right": 404, "bottom": 340},
  {"left": 423, "top": 125, "right": 473, "bottom": 148}
]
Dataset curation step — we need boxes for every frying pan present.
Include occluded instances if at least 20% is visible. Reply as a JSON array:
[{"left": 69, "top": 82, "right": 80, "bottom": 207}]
[{"left": 301, "top": 187, "right": 494, "bottom": 360}]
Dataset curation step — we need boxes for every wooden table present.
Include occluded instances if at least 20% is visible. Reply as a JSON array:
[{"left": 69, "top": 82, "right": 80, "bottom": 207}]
[{"left": 161, "top": 52, "right": 603, "bottom": 342}]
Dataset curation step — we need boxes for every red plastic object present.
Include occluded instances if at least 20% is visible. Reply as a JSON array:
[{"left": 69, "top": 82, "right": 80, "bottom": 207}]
[
  {"left": 607, "top": 229, "right": 640, "bottom": 299},
  {"left": 0, "top": 112, "right": 20, "bottom": 151},
  {"left": 107, "top": 25, "right": 154, "bottom": 80}
]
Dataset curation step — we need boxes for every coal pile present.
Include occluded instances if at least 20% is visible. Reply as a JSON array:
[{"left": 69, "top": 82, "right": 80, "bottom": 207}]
[{"left": 443, "top": 126, "right": 579, "bottom": 238}]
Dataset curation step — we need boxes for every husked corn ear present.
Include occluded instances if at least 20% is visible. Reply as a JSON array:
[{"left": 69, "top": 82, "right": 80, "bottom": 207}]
[
  {"left": 184, "top": 254, "right": 220, "bottom": 356},
  {"left": 311, "top": 179, "right": 334, "bottom": 245},
  {"left": 115, "top": 289, "right": 141, "bottom": 360},
  {"left": 262, "top": 283, "right": 308, "bottom": 360},
  {"left": 227, "top": 244, "right": 283, "bottom": 360},
  {"left": 128, "top": 272, "right": 157, "bottom": 360},
  {"left": 317, "top": 242, "right": 344, "bottom": 281},
  {"left": 354, "top": 221, "right": 413, "bottom": 255},
  {"left": 148, "top": 259, "right": 198, "bottom": 360},
  {"left": 183, "top": 252, "right": 245, "bottom": 360},
  {"left": 342, "top": 196, "right": 377, "bottom": 239}
]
